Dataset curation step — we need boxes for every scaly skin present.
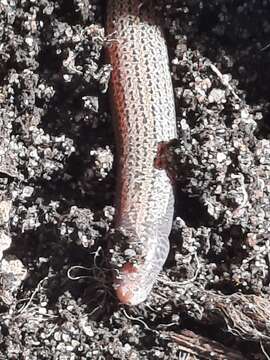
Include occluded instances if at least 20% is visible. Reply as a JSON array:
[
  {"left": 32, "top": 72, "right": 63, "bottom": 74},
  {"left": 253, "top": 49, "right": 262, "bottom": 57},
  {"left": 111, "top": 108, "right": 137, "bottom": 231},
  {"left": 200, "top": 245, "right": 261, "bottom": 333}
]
[{"left": 106, "top": 0, "right": 177, "bottom": 305}]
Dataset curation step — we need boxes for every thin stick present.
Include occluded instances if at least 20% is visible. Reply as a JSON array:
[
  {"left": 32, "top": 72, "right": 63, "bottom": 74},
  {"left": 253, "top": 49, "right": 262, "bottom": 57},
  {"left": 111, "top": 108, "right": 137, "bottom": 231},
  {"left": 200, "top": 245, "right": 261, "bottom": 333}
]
[{"left": 168, "top": 330, "right": 245, "bottom": 360}]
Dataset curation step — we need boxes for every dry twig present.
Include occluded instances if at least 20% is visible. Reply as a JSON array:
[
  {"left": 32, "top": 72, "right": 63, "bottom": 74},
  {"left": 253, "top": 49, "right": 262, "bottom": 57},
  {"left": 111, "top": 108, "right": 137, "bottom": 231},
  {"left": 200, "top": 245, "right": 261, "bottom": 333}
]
[{"left": 168, "top": 329, "right": 245, "bottom": 360}]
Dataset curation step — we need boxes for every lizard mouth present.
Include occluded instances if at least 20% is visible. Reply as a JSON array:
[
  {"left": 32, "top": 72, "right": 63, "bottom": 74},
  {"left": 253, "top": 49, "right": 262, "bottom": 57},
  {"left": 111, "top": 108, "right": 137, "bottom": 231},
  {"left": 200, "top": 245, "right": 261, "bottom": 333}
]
[{"left": 114, "top": 262, "right": 151, "bottom": 305}]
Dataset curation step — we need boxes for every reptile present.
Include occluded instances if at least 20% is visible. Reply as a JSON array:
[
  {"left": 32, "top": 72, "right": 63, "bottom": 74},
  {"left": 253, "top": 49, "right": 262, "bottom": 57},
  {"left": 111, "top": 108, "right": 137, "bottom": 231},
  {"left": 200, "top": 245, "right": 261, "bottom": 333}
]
[{"left": 106, "top": 0, "right": 177, "bottom": 305}]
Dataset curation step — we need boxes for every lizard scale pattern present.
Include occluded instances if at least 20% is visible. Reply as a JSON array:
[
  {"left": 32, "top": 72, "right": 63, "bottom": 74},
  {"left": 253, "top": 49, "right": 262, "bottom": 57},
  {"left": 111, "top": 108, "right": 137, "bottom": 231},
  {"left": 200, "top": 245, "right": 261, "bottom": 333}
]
[{"left": 106, "top": 0, "right": 177, "bottom": 305}]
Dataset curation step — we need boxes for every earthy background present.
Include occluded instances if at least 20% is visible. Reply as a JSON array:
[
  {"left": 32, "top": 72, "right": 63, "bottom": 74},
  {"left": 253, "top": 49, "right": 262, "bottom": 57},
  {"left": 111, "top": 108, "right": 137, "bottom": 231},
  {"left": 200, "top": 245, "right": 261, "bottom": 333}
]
[{"left": 0, "top": 0, "right": 270, "bottom": 359}]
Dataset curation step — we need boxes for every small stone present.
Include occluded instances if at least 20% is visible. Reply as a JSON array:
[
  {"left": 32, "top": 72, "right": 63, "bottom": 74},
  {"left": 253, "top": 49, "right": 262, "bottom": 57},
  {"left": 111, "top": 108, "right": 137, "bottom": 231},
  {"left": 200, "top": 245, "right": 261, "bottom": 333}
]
[
  {"left": 216, "top": 152, "right": 226, "bottom": 162},
  {"left": 22, "top": 186, "right": 34, "bottom": 198},
  {"left": 71, "top": 340, "right": 80, "bottom": 348},
  {"left": 0, "top": 255, "right": 27, "bottom": 289},
  {"left": 0, "top": 231, "right": 12, "bottom": 260},
  {"left": 0, "top": 200, "right": 12, "bottom": 225},
  {"left": 54, "top": 331, "right": 62, "bottom": 342},
  {"left": 25, "top": 37, "right": 34, "bottom": 46},
  {"left": 66, "top": 345, "right": 74, "bottom": 352},
  {"left": 62, "top": 333, "right": 71, "bottom": 342},
  {"left": 208, "top": 88, "right": 226, "bottom": 103},
  {"left": 39, "top": 307, "right": 47, "bottom": 315},
  {"left": 123, "top": 343, "right": 131, "bottom": 352},
  {"left": 80, "top": 317, "right": 94, "bottom": 337},
  {"left": 241, "top": 108, "right": 249, "bottom": 119}
]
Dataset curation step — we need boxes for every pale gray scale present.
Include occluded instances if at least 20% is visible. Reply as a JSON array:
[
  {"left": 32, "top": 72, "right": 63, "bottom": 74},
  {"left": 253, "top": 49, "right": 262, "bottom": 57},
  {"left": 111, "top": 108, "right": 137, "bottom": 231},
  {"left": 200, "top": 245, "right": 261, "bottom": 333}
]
[
  {"left": 107, "top": 0, "right": 177, "bottom": 303},
  {"left": 138, "top": 184, "right": 174, "bottom": 280}
]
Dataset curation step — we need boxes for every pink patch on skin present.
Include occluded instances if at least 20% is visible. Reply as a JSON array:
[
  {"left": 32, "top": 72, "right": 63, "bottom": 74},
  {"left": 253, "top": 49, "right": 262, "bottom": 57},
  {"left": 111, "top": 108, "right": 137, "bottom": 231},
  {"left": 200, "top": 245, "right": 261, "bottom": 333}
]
[{"left": 114, "top": 262, "right": 139, "bottom": 305}]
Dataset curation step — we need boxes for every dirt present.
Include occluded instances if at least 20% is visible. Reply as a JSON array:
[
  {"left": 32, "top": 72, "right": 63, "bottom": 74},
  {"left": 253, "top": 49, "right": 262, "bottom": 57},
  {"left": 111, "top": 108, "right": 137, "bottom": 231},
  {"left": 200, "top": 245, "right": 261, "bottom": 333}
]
[{"left": 0, "top": 0, "right": 270, "bottom": 359}]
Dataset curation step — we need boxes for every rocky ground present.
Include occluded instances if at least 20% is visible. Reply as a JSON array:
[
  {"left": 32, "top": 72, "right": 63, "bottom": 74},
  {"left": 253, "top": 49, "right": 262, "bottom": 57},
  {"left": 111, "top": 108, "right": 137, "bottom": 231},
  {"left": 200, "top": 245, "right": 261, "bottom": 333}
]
[{"left": 0, "top": 0, "right": 270, "bottom": 359}]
